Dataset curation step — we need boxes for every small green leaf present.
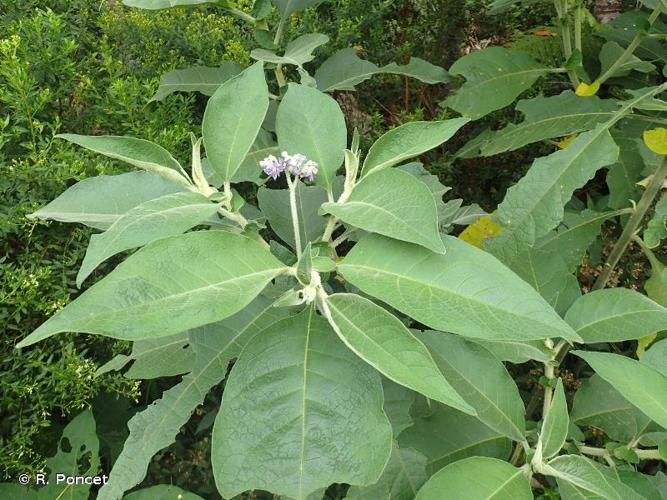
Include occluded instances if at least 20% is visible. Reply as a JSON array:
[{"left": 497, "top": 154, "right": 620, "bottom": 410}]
[
  {"left": 251, "top": 33, "right": 329, "bottom": 66},
  {"left": 362, "top": 119, "right": 469, "bottom": 177},
  {"left": 444, "top": 47, "right": 549, "bottom": 119},
  {"left": 325, "top": 294, "right": 474, "bottom": 414},
  {"left": 56, "top": 134, "right": 191, "bottom": 187},
  {"left": 276, "top": 83, "right": 347, "bottom": 192},
  {"left": 540, "top": 378, "right": 569, "bottom": 459},
  {"left": 150, "top": 63, "right": 243, "bottom": 101},
  {"left": 416, "top": 457, "right": 532, "bottom": 500},
  {"left": 202, "top": 62, "right": 269, "bottom": 182},
  {"left": 381, "top": 57, "right": 450, "bottom": 84},
  {"left": 599, "top": 41, "right": 656, "bottom": 79},
  {"left": 321, "top": 169, "right": 446, "bottom": 253},
  {"left": 574, "top": 350, "right": 667, "bottom": 430},
  {"left": 339, "top": 234, "right": 580, "bottom": 342},
  {"left": 645, "top": 193, "right": 667, "bottom": 249},
  {"left": 314, "top": 48, "right": 380, "bottom": 92},
  {"left": 77, "top": 192, "right": 219, "bottom": 286},
  {"left": 27, "top": 172, "right": 185, "bottom": 230},
  {"left": 565, "top": 289, "right": 667, "bottom": 343},
  {"left": 17, "top": 232, "right": 286, "bottom": 347},
  {"left": 212, "top": 307, "right": 392, "bottom": 500},
  {"left": 469, "top": 338, "right": 552, "bottom": 363}
]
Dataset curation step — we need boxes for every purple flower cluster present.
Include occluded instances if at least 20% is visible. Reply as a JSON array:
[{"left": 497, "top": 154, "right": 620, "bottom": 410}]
[{"left": 260, "top": 151, "right": 319, "bottom": 181}]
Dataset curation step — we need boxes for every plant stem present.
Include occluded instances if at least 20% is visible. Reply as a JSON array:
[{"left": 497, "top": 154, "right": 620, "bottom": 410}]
[
  {"left": 554, "top": 0, "right": 578, "bottom": 87},
  {"left": 542, "top": 362, "right": 556, "bottom": 417},
  {"left": 573, "top": 5, "right": 582, "bottom": 55},
  {"left": 578, "top": 445, "right": 665, "bottom": 462},
  {"left": 598, "top": 4, "right": 663, "bottom": 84},
  {"left": 274, "top": 65, "right": 286, "bottom": 88},
  {"left": 224, "top": 7, "right": 256, "bottom": 24},
  {"left": 594, "top": 156, "right": 667, "bottom": 290},
  {"left": 286, "top": 174, "right": 303, "bottom": 259}
]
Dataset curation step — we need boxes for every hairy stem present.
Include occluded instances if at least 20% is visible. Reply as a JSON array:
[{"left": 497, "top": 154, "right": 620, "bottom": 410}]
[
  {"left": 594, "top": 156, "right": 667, "bottom": 290},
  {"left": 542, "top": 362, "right": 556, "bottom": 417},
  {"left": 598, "top": 4, "right": 664, "bottom": 84},
  {"left": 554, "top": 0, "right": 578, "bottom": 86},
  {"left": 287, "top": 174, "right": 303, "bottom": 259}
]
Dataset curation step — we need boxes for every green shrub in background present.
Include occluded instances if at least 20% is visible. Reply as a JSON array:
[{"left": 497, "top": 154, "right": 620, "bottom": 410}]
[{"left": 0, "top": 1, "right": 252, "bottom": 479}]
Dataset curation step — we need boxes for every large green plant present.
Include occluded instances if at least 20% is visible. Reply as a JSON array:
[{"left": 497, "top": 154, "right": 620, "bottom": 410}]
[{"left": 7, "top": 0, "right": 667, "bottom": 499}]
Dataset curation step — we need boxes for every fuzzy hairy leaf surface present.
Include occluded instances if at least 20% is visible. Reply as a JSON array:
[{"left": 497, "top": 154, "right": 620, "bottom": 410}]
[
  {"left": 151, "top": 63, "right": 243, "bottom": 101},
  {"left": 28, "top": 172, "right": 185, "bottom": 230},
  {"left": 276, "top": 84, "right": 347, "bottom": 192},
  {"left": 485, "top": 124, "right": 619, "bottom": 265},
  {"left": 461, "top": 91, "right": 618, "bottom": 157},
  {"left": 212, "top": 307, "right": 392, "bottom": 500},
  {"left": 362, "top": 119, "right": 469, "bottom": 177},
  {"left": 416, "top": 457, "right": 532, "bottom": 499},
  {"left": 202, "top": 62, "right": 269, "bottom": 182},
  {"left": 77, "top": 192, "right": 218, "bottom": 286},
  {"left": 325, "top": 294, "right": 473, "bottom": 414},
  {"left": 98, "top": 292, "right": 290, "bottom": 500},
  {"left": 444, "top": 47, "right": 549, "bottom": 119},
  {"left": 17, "top": 232, "right": 286, "bottom": 347},
  {"left": 421, "top": 331, "right": 526, "bottom": 442},
  {"left": 540, "top": 378, "right": 569, "bottom": 459},
  {"left": 574, "top": 351, "right": 667, "bottom": 430},
  {"left": 399, "top": 405, "right": 512, "bottom": 474},
  {"left": 565, "top": 289, "right": 667, "bottom": 343},
  {"left": 321, "top": 169, "right": 446, "bottom": 253},
  {"left": 339, "top": 234, "right": 580, "bottom": 342}
]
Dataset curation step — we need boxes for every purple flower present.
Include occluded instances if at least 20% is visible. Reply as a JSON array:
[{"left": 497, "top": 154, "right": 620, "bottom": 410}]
[
  {"left": 259, "top": 152, "right": 318, "bottom": 181},
  {"left": 259, "top": 154, "right": 284, "bottom": 180}
]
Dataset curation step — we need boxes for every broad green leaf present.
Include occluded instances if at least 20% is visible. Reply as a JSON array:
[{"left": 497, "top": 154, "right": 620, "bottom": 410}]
[
  {"left": 272, "top": 0, "right": 325, "bottom": 19},
  {"left": 535, "top": 209, "right": 620, "bottom": 271},
  {"left": 251, "top": 33, "right": 329, "bottom": 66},
  {"left": 599, "top": 41, "right": 656, "bottom": 79},
  {"left": 382, "top": 378, "right": 418, "bottom": 435},
  {"left": 123, "top": 331, "right": 195, "bottom": 379},
  {"left": 17, "top": 232, "right": 286, "bottom": 347},
  {"left": 320, "top": 169, "right": 446, "bottom": 253},
  {"left": 315, "top": 48, "right": 381, "bottom": 92},
  {"left": 543, "top": 455, "right": 646, "bottom": 500},
  {"left": 460, "top": 91, "right": 619, "bottom": 157},
  {"left": 470, "top": 338, "right": 552, "bottom": 363},
  {"left": 257, "top": 183, "right": 329, "bottom": 250},
  {"left": 421, "top": 331, "right": 526, "bottom": 442},
  {"left": 362, "top": 119, "right": 469, "bottom": 177},
  {"left": 77, "top": 192, "right": 219, "bottom": 286},
  {"left": 607, "top": 134, "right": 647, "bottom": 209},
  {"left": 39, "top": 410, "right": 100, "bottom": 500},
  {"left": 338, "top": 234, "right": 580, "bottom": 342},
  {"left": 123, "top": 0, "right": 214, "bottom": 8},
  {"left": 212, "top": 307, "right": 392, "bottom": 500},
  {"left": 225, "top": 128, "right": 280, "bottom": 185},
  {"left": 571, "top": 374, "right": 652, "bottom": 442},
  {"left": 28, "top": 172, "right": 185, "bottom": 230},
  {"left": 574, "top": 351, "right": 667, "bottom": 430},
  {"left": 565, "top": 289, "right": 667, "bottom": 343},
  {"left": 202, "top": 62, "right": 269, "bottom": 182},
  {"left": 56, "top": 134, "right": 191, "bottom": 187},
  {"left": 485, "top": 124, "right": 619, "bottom": 264},
  {"left": 540, "top": 378, "right": 569, "bottom": 459},
  {"left": 276, "top": 83, "right": 346, "bottom": 192},
  {"left": 645, "top": 252, "right": 667, "bottom": 307},
  {"left": 416, "top": 457, "right": 532, "bottom": 500},
  {"left": 346, "top": 443, "right": 428, "bottom": 500},
  {"left": 399, "top": 404, "right": 512, "bottom": 474},
  {"left": 381, "top": 57, "right": 451, "bottom": 84},
  {"left": 150, "top": 63, "right": 243, "bottom": 101},
  {"left": 645, "top": 193, "right": 667, "bottom": 249},
  {"left": 444, "top": 47, "right": 549, "bottom": 119},
  {"left": 99, "top": 292, "right": 290, "bottom": 500},
  {"left": 643, "top": 339, "right": 667, "bottom": 377},
  {"left": 325, "top": 294, "right": 473, "bottom": 414},
  {"left": 314, "top": 51, "right": 450, "bottom": 93},
  {"left": 510, "top": 248, "right": 581, "bottom": 316},
  {"left": 123, "top": 485, "right": 203, "bottom": 500}
]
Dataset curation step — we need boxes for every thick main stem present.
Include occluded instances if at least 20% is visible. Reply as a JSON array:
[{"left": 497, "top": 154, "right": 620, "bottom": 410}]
[
  {"left": 598, "top": 4, "right": 663, "bottom": 84},
  {"left": 594, "top": 156, "right": 667, "bottom": 290}
]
